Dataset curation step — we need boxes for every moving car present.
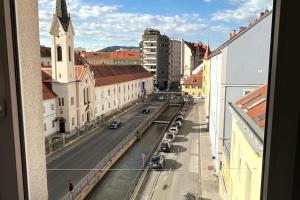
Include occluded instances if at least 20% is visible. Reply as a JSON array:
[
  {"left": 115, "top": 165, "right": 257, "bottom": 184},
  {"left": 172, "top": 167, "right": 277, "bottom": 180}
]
[
  {"left": 160, "top": 140, "right": 172, "bottom": 153},
  {"left": 142, "top": 107, "right": 150, "bottom": 114},
  {"left": 149, "top": 154, "right": 166, "bottom": 170},
  {"left": 109, "top": 120, "right": 122, "bottom": 129}
]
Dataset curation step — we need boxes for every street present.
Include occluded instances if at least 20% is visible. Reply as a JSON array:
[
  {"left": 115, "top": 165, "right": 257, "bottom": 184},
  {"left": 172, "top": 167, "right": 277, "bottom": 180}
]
[{"left": 47, "top": 95, "right": 168, "bottom": 200}]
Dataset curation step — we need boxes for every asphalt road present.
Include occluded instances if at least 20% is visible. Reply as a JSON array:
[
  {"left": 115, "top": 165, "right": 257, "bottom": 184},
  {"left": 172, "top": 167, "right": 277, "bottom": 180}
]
[
  {"left": 87, "top": 106, "right": 180, "bottom": 200},
  {"left": 47, "top": 95, "right": 168, "bottom": 200}
]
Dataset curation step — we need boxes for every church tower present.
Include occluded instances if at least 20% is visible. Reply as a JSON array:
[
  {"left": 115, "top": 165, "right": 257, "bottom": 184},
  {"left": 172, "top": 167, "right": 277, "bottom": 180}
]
[
  {"left": 50, "top": 0, "right": 75, "bottom": 83},
  {"left": 50, "top": 0, "right": 78, "bottom": 134}
]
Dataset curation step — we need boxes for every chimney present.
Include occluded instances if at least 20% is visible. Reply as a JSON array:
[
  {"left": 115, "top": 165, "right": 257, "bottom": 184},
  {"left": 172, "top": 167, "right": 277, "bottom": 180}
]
[
  {"left": 239, "top": 26, "right": 246, "bottom": 33},
  {"left": 233, "top": 30, "right": 236, "bottom": 36},
  {"left": 260, "top": 12, "right": 264, "bottom": 18}
]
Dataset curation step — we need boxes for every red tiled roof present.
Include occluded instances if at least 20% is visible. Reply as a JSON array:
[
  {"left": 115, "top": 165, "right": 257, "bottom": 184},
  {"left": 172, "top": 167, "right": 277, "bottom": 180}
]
[
  {"left": 41, "top": 69, "right": 56, "bottom": 100},
  {"left": 182, "top": 70, "right": 203, "bottom": 87},
  {"left": 42, "top": 82, "right": 57, "bottom": 100},
  {"left": 89, "top": 64, "right": 152, "bottom": 87},
  {"left": 40, "top": 46, "right": 51, "bottom": 57},
  {"left": 184, "top": 41, "right": 208, "bottom": 57},
  {"left": 82, "top": 51, "right": 140, "bottom": 61},
  {"left": 41, "top": 68, "right": 52, "bottom": 82},
  {"left": 203, "top": 45, "right": 211, "bottom": 59},
  {"left": 75, "top": 65, "right": 88, "bottom": 81},
  {"left": 235, "top": 85, "right": 268, "bottom": 128}
]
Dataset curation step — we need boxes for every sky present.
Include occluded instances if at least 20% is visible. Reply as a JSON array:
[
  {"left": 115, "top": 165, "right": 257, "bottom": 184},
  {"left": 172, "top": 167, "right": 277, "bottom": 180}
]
[{"left": 38, "top": 0, "right": 273, "bottom": 51}]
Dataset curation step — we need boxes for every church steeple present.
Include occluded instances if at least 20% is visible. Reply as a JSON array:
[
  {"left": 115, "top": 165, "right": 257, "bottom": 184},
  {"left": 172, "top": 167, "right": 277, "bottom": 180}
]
[
  {"left": 50, "top": 0, "right": 75, "bottom": 83},
  {"left": 55, "top": 0, "right": 70, "bottom": 32}
]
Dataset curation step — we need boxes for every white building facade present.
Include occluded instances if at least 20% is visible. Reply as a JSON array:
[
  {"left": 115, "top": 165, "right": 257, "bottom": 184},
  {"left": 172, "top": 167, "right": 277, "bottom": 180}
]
[{"left": 208, "top": 11, "right": 272, "bottom": 172}]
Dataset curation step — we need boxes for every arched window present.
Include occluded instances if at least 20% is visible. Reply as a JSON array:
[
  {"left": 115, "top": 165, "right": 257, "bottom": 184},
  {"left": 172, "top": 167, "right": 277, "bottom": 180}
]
[
  {"left": 68, "top": 46, "right": 71, "bottom": 62},
  {"left": 57, "top": 46, "right": 62, "bottom": 61}
]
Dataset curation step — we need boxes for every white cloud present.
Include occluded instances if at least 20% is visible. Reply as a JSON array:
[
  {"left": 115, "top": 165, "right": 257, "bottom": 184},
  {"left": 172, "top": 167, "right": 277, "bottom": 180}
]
[
  {"left": 38, "top": 0, "right": 211, "bottom": 50},
  {"left": 212, "top": 0, "right": 272, "bottom": 22}
]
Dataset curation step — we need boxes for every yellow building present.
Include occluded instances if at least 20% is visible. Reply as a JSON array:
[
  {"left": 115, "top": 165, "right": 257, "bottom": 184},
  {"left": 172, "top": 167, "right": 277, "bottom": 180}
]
[
  {"left": 219, "top": 85, "right": 267, "bottom": 200},
  {"left": 201, "top": 46, "right": 211, "bottom": 116},
  {"left": 182, "top": 70, "right": 203, "bottom": 98}
]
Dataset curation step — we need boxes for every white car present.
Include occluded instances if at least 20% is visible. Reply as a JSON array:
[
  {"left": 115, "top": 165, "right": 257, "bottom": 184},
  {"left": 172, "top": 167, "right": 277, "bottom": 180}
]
[
  {"left": 169, "top": 126, "right": 179, "bottom": 134},
  {"left": 164, "top": 132, "right": 176, "bottom": 141},
  {"left": 158, "top": 96, "right": 164, "bottom": 100}
]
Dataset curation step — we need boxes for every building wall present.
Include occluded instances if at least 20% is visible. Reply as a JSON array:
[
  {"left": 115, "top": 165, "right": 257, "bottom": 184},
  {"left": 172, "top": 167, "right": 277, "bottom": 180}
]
[
  {"left": 169, "top": 40, "right": 181, "bottom": 87},
  {"left": 229, "top": 116, "right": 263, "bottom": 200},
  {"left": 182, "top": 42, "right": 192, "bottom": 79},
  {"left": 182, "top": 85, "right": 201, "bottom": 97},
  {"left": 52, "top": 82, "right": 77, "bottom": 133},
  {"left": 225, "top": 14, "right": 272, "bottom": 85},
  {"left": 43, "top": 98, "right": 57, "bottom": 137},
  {"left": 75, "top": 69, "right": 96, "bottom": 128},
  {"left": 209, "top": 52, "right": 223, "bottom": 171},
  {"left": 41, "top": 56, "right": 51, "bottom": 66},
  {"left": 141, "top": 29, "right": 159, "bottom": 75},
  {"left": 95, "top": 77, "right": 153, "bottom": 117},
  {"left": 219, "top": 153, "right": 230, "bottom": 200},
  {"left": 156, "top": 35, "right": 170, "bottom": 89},
  {"left": 202, "top": 58, "right": 211, "bottom": 116}
]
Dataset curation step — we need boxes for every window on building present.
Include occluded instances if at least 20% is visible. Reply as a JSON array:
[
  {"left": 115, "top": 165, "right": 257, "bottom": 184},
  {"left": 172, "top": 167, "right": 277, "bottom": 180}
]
[
  {"left": 68, "top": 46, "right": 71, "bottom": 62},
  {"left": 57, "top": 45, "right": 62, "bottom": 61},
  {"left": 61, "top": 98, "right": 64, "bottom": 106},
  {"left": 51, "top": 104, "right": 54, "bottom": 110},
  {"left": 44, "top": 123, "right": 46, "bottom": 131},
  {"left": 82, "top": 114, "right": 84, "bottom": 122},
  {"left": 108, "top": 89, "right": 110, "bottom": 96},
  {"left": 72, "top": 117, "right": 75, "bottom": 126},
  {"left": 43, "top": 106, "right": 45, "bottom": 113},
  {"left": 102, "top": 105, "right": 104, "bottom": 111},
  {"left": 119, "top": 87, "right": 121, "bottom": 93},
  {"left": 52, "top": 121, "right": 55, "bottom": 128},
  {"left": 108, "top": 102, "right": 111, "bottom": 108}
]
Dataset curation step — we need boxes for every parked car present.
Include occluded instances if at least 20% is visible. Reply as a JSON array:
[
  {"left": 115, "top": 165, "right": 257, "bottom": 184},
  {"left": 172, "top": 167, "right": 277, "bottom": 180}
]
[
  {"left": 160, "top": 140, "right": 172, "bottom": 152},
  {"left": 142, "top": 107, "right": 150, "bottom": 114},
  {"left": 109, "top": 120, "right": 122, "bottom": 129},
  {"left": 164, "top": 132, "right": 176, "bottom": 141},
  {"left": 169, "top": 126, "right": 179, "bottom": 134},
  {"left": 158, "top": 96, "right": 164, "bottom": 100},
  {"left": 174, "top": 120, "right": 182, "bottom": 128},
  {"left": 176, "top": 115, "right": 184, "bottom": 121},
  {"left": 149, "top": 154, "right": 165, "bottom": 170}
]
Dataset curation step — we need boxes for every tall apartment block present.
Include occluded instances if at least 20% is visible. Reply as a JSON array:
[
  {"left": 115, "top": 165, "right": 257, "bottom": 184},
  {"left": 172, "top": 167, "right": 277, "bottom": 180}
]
[
  {"left": 169, "top": 40, "right": 181, "bottom": 88},
  {"left": 141, "top": 28, "right": 170, "bottom": 89}
]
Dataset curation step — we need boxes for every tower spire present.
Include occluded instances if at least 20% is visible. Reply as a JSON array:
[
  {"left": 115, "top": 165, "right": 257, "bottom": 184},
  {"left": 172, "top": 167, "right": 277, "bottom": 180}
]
[{"left": 56, "top": 0, "right": 70, "bottom": 32}]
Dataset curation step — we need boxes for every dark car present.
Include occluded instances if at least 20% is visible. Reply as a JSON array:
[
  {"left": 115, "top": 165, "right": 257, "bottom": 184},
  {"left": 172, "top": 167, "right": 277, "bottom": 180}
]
[
  {"left": 109, "top": 120, "right": 122, "bottom": 129},
  {"left": 149, "top": 154, "right": 165, "bottom": 170},
  {"left": 160, "top": 140, "right": 172, "bottom": 153},
  {"left": 142, "top": 107, "right": 150, "bottom": 114}
]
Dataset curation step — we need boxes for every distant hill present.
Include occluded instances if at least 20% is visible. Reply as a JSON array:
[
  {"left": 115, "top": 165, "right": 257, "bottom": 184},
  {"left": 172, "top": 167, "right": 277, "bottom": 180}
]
[{"left": 98, "top": 46, "right": 139, "bottom": 52}]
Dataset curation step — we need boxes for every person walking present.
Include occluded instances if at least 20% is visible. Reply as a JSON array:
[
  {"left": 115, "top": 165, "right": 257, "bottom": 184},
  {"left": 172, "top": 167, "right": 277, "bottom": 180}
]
[{"left": 68, "top": 180, "right": 74, "bottom": 199}]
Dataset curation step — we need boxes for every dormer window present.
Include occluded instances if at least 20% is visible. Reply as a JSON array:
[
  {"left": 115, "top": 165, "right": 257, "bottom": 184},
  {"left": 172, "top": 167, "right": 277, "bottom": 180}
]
[{"left": 57, "top": 46, "right": 62, "bottom": 61}]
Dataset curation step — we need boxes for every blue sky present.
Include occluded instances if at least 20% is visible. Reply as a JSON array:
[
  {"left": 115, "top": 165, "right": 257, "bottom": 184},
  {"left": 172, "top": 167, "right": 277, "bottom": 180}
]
[{"left": 39, "top": 0, "right": 272, "bottom": 51}]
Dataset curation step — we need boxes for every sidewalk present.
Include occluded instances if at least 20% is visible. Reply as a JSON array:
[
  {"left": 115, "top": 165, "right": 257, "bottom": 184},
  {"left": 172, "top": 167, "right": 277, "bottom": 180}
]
[{"left": 198, "top": 100, "right": 220, "bottom": 200}]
